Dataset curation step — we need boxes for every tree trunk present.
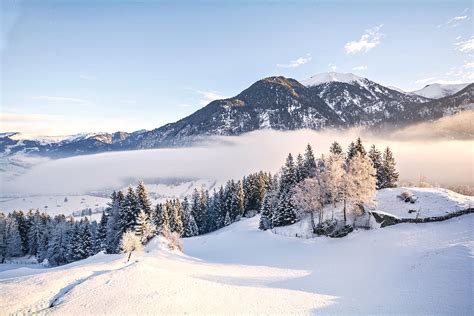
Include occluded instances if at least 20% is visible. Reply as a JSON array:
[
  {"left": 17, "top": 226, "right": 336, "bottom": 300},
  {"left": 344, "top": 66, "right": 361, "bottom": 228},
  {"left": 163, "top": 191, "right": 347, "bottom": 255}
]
[
  {"left": 127, "top": 251, "right": 132, "bottom": 262},
  {"left": 310, "top": 211, "right": 316, "bottom": 233},
  {"left": 343, "top": 198, "right": 347, "bottom": 224}
]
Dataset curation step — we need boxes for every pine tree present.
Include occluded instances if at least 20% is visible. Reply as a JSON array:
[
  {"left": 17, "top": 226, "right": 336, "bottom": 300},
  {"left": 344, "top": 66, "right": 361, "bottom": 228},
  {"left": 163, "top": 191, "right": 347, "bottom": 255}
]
[
  {"left": 105, "top": 191, "right": 124, "bottom": 254},
  {"left": 5, "top": 217, "right": 22, "bottom": 257},
  {"left": 12, "top": 211, "right": 28, "bottom": 254},
  {"left": 171, "top": 199, "right": 184, "bottom": 236},
  {"left": 120, "top": 187, "right": 140, "bottom": 234},
  {"left": 182, "top": 197, "right": 199, "bottom": 237},
  {"left": 223, "top": 211, "right": 231, "bottom": 226},
  {"left": 259, "top": 191, "right": 277, "bottom": 230},
  {"left": 81, "top": 219, "right": 93, "bottom": 258},
  {"left": 329, "top": 141, "right": 343, "bottom": 156},
  {"left": 303, "top": 144, "right": 317, "bottom": 179},
  {"left": 191, "top": 188, "right": 204, "bottom": 233},
  {"left": 136, "top": 180, "right": 153, "bottom": 217},
  {"left": 27, "top": 213, "right": 44, "bottom": 256},
  {"left": 368, "top": 145, "right": 384, "bottom": 189},
  {"left": 0, "top": 214, "right": 7, "bottom": 263},
  {"left": 346, "top": 141, "right": 357, "bottom": 163},
  {"left": 47, "top": 221, "right": 70, "bottom": 266},
  {"left": 354, "top": 137, "right": 366, "bottom": 157},
  {"left": 273, "top": 154, "right": 298, "bottom": 227},
  {"left": 381, "top": 147, "right": 399, "bottom": 188},
  {"left": 97, "top": 210, "right": 108, "bottom": 251},
  {"left": 134, "top": 210, "right": 156, "bottom": 243},
  {"left": 295, "top": 153, "right": 305, "bottom": 183},
  {"left": 67, "top": 222, "right": 84, "bottom": 262}
]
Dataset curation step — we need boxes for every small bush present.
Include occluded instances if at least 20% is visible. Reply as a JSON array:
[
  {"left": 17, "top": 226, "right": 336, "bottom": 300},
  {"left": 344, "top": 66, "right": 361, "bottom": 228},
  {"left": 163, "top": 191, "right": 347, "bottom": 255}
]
[{"left": 162, "top": 226, "right": 183, "bottom": 251}]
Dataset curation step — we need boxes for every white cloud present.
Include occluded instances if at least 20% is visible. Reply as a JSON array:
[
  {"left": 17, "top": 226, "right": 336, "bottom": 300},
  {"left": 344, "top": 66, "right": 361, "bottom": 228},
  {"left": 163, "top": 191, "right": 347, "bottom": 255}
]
[
  {"left": 328, "top": 63, "right": 337, "bottom": 71},
  {"left": 463, "top": 62, "right": 474, "bottom": 69},
  {"left": 438, "top": 8, "right": 470, "bottom": 28},
  {"left": 196, "top": 90, "right": 227, "bottom": 106},
  {"left": 30, "top": 96, "right": 93, "bottom": 105},
  {"left": 344, "top": 25, "right": 383, "bottom": 54},
  {"left": 352, "top": 65, "right": 368, "bottom": 71},
  {"left": 277, "top": 54, "right": 312, "bottom": 68},
  {"left": 455, "top": 37, "right": 474, "bottom": 52}
]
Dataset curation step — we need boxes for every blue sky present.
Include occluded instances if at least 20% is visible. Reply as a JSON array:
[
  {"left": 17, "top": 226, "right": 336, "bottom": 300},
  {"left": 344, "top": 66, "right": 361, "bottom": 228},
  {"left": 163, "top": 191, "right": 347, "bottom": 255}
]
[{"left": 1, "top": 0, "right": 472, "bottom": 136}]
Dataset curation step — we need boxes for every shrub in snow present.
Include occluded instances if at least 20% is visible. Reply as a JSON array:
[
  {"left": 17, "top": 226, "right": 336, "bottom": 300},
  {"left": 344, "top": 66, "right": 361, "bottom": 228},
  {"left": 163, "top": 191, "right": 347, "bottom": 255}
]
[
  {"left": 314, "top": 219, "right": 337, "bottom": 236},
  {"left": 162, "top": 226, "right": 183, "bottom": 251},
  {"left": 121, "top": 231, "right": 143, "bottom": 262},
  {"left": 398, "top": 191, "right": 417, "bottom": 203}
]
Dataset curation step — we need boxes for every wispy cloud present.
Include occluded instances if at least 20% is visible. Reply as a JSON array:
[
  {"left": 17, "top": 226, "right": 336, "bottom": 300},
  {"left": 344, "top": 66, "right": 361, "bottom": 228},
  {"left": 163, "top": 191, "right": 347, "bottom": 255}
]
[
  {"left": 352, "top": 65, "right": 368, "bottom": 71},
  {"left": 344, "top": 25, "right": 383, "bottom": 54},
  {"left": 196, "top": 90, "right": 227, "bottom": 106},
  {"left": 31, "top": 96, "right": 93, "bottom": 105},
  {"left": 328, "top": 63, "right": 337, "bottom": 72},
  {"left": 438, "top": 8, "right": 469, "bottom": 28},
  {"left": 455, "top": 36, "right": 474, "bottom": 53},
  {"left": 277, "top": 54, "right": 312, "bottom": 68}
]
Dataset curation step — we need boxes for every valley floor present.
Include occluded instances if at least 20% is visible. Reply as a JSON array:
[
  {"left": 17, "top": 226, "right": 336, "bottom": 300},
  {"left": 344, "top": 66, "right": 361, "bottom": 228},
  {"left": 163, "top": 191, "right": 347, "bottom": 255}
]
[{"left": 1, "top": 215, "right": 473, "bottom": 315}]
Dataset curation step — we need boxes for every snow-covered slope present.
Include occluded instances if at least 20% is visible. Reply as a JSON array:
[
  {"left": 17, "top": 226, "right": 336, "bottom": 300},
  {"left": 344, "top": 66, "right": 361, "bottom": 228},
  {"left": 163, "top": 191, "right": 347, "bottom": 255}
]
[
  {"left": 411, "top": 83, "right": 470, "bottom": 99},
  {"left": 1, "top": 214, "right": 472, "bottom": 314}
]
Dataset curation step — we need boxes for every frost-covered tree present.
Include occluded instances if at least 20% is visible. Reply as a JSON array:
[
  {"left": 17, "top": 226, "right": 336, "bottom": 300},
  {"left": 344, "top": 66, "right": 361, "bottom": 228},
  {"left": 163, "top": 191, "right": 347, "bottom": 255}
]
[
  {"left": 81, "top": 219, "right": 93, "bottom": 258},
  {"left": 27, "top": 214, "right": 44, "bottom": 256},
  {"left": 295, "top": 153, "right": 305, "bottom": 183},
  {"left": 121, "top": 231, "right": 143, "bottom": 262},
  {"left": 67, "top": 222, "right": 84, "bottom": 262},
  {"left": 258, "top": 190, "right": 277, "bottom": 230},
  {"left": 321, "top": 153, "right": 345, "bottom": 219},
  {"left": 223, "top": 211, "right": 231, "bottom": 226},
  {"left": 344, "top": 153, "right": 377, "bottom": 224},
  {"left": 381, "top": 147, "right": 399, "bottom": 188},
  {"left": 170, "top": 199, "right": 184, "bottom": 236},
  {"left": 134, "top": 210, "right": 156, "bottom": 243},
  {"left": 136, "top": 180, "right": 153, "bottom": 217},
  {"left": 97, "top": 210, "right": 108, "bottom": 251},
  {"left": 293, "top": 178, "right": 324, "bottom": 231}
]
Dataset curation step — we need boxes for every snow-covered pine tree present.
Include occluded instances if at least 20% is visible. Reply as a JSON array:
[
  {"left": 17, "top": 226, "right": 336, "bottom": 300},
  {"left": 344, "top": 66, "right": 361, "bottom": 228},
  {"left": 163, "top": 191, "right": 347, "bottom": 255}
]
[
  {"left": 120, "top": 187, "right": 140, "bottom": 234},
  {"left": 134, "top": 209, "right": 156, "bottom": 243},
  {"left": 162, "top": 200, "right": 172, "bottom": 233},
  {"left": 81, "top": 218, "right": 93, "bottom": 258},
  {"left": 191, "top": 188, "right": 204, "bottom": 234},
  {"left": 105, "top": 191, "right": 124, "bottom": 254},
  {"left": 295, "top": 153, "right": 305, "bottom": 183},
  {"left": 136, "top": 180, "right": 153, "bottom": 217},
  {"left": 381, "top": 147, "right": 399, "bottom": 188},
  {"left": 5, "top": 217, "right": 22, "bottom": 257},
  {"left": 47, "top": 221, "right": 70, "bottom": 266},
  {"left": 346, "top": 141, "right": 357, "bottom": 163},
  {"left": 27, "top": 213, "right": 44, "bottom": 256},
  {"left": 303, "top": 144, "right": 317, "bottom": 179},
  {"left": 258, "top": 190, "right": 277, "bottom": 230},
  {"left": 329, "top": 141, "right": 343, "bottom": 156},
  {"left": 223, "top": 211, "right": 231, "bottom": 226},
  {"left": 11, "top": 211, "right": 28, "bottom": 255},
  {"left": 273, "top": 154, "right": 298, "bottom": 227},
  {"left": 368, "top": 145, "right": 384, "bottom": 189},
  {"left": 97, "top": 210, "right": 108, "bottom": 251},
  {"left": 67, "top": 222, "right": 84, "bottom": 262},
  {"left": 171, "top": 199, "right": 184, "bottom": 237},
  {"left": 354, "top": 137, "right": 367, "bottom": 157},
  {"left": 0, "top": 214, "right": 6, "bottom": 263},
  {"left": 182, "top": 197, "right": 199, "bottom": 237}
]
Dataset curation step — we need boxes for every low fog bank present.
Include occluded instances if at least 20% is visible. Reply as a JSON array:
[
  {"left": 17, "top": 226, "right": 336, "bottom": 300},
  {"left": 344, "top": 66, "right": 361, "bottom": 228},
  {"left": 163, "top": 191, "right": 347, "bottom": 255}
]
[{"left": 2, "top": 127, "right": 472, "bottom": 196}]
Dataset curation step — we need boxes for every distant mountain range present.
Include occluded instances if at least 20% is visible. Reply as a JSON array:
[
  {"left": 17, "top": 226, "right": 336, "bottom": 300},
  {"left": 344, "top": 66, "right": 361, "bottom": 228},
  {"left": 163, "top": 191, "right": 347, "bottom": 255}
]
[{"left": 1, "top": 73, "right": 472, "bottom": 158}]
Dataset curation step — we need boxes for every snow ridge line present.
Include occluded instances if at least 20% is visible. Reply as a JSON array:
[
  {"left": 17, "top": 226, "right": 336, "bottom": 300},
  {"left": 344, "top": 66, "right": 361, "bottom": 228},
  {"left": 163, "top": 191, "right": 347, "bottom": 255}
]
[
  {"left": 371, "top": 208, "right": 474, "bottom": 227},
  {"left": 34, "top": 261, "right": 136, "bottom": 314}
]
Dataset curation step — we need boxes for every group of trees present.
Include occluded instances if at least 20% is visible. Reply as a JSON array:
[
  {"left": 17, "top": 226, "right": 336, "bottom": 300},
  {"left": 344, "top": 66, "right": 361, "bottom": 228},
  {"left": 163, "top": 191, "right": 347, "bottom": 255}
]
[
  {"left": 259, "top": 139, "right": 399, "bottom": 232},
  {"left": 0, "top": 210, "right": 100, "bottom": 266},
  {"left": 0, "top": 138, "right": 399, "bottom": 264}
]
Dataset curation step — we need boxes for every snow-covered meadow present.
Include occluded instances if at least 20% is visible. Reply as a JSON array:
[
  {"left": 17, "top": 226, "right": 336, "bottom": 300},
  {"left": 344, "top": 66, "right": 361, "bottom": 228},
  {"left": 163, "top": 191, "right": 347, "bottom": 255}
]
[{"left": 1, "top": 214, "right": 472, "bottom": 315}]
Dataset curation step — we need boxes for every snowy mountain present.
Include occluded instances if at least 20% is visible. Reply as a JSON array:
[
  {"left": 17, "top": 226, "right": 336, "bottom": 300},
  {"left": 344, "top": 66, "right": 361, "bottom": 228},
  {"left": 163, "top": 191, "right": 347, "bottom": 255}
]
[
  {"left": 1, "top": 75, "right": 472, "bottom": 158},
  {"left": 411, "top": 83, "right": 470, "bottom": 99},
  {"left": 304, "top": 72, "right": 430, "bottom": 125}
]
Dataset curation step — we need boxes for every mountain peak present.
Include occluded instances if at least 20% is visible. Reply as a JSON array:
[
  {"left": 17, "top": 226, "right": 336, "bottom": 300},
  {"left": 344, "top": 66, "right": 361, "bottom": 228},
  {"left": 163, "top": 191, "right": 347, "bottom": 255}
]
[
  {"left": 410, "top": 83, "right": 471, "bottom": 99},
  {"left": 301, "top": 72, "right": 366, "bottom": 87}
]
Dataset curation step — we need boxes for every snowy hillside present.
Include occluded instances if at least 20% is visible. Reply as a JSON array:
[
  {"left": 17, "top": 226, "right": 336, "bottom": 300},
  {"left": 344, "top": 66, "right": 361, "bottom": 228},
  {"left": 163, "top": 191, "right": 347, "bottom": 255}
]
[
  {"left": 411, "top": 83, "right": 470, "bottom": 99},
  {"left": 1, "top": 214, "right": 472, "bottom": 315}
]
